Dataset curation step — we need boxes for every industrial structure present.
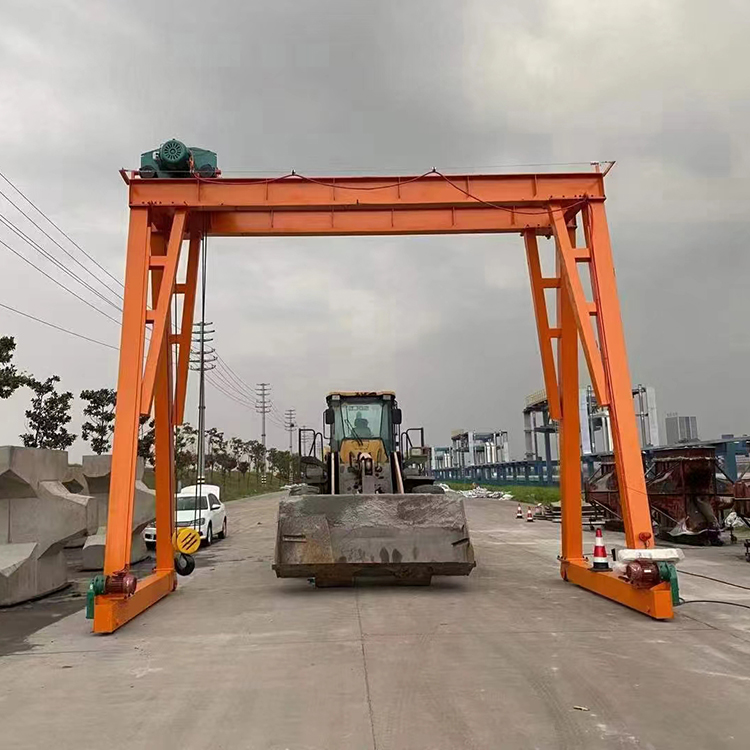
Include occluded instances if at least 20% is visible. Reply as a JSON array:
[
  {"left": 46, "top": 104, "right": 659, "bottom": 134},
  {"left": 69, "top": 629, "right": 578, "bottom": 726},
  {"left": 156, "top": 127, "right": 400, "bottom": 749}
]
[
  {"left": 582, "top": 384, "right": 660, "bottom": 454},
  {"left": 523, "top": 383, "right": 660, "bottom": 462},
  {"left": 665, "top": 413, "right": 699, "bottom": 445},
  {"left": 93, "top": 144, "right": 680, "bottom": 633},
  {"left": 431, "top": 430, "right": 510, "bottom": 471},
  {"left": 434, "top": 384, "right": 660, "bottom": 487}
]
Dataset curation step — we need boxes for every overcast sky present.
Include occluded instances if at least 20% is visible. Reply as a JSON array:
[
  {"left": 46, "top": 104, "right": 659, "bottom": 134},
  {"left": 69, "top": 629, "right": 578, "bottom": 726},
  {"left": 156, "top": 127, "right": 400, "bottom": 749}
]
[{"left": 1, "top": 0, "right": 749, "bottom": 460}]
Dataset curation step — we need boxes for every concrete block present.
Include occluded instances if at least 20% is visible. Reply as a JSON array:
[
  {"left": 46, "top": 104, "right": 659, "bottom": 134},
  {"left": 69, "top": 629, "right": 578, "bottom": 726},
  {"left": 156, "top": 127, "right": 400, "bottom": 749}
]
[
  {"left": 81, "top": 527, "right": 149, "bottom": 571},
  {"left": 0, "top": 543, "right": 71, "bottom": 606},
  {"left": 80, "top": 455, "right": 155, "bottom": 570},
  {"left": 0, "top": 447, "right": 93, "bottom": 606}
]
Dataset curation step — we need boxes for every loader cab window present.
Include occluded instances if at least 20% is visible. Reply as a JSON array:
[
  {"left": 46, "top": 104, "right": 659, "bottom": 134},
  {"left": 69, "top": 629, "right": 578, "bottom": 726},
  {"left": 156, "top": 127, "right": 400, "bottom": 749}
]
[{"left": 331, "top": 401, "right": 394, "bottom": 452}]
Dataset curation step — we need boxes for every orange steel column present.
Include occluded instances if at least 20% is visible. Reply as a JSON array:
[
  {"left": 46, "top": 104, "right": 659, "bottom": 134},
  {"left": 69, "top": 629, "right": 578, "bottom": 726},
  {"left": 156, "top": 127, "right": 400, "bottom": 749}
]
[
  {"left": 584, "top": 202, "right": 653, "bottom": 549},
  {"left": 558, "top": 227, "right": 584, "bottom": 563},
  {"left": 103, "top": 208, "right": 150, "bottom": 575}
]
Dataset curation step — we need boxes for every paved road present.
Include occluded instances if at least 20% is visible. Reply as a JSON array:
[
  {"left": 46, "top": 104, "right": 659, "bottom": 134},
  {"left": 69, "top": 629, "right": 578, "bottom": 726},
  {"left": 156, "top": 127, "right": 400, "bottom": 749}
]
[{"left": 2, "top": 491, "right": 750, "bottom": 750}]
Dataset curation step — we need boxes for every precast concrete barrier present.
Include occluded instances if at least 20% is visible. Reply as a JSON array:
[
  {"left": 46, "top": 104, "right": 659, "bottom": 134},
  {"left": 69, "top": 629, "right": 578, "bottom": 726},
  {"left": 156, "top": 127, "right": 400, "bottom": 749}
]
[
  {"left": 0, "top": 446, "right": 94, "bottom": 606},
  {"left": 80, "top": 455, "right": 155, "bottom": 571}
]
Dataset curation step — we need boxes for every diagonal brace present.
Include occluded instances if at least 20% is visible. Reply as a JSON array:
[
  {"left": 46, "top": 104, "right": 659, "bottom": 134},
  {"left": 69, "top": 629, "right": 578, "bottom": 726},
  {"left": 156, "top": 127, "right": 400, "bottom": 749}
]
[
  {"left": 524, "top": 231, "right": 561, "bottom": 420},
  {"left": 173, "top": 229, "right": 201, "bottom": 425},
  {"left": 550, "top": 206, "right": 609, "bottom": 406},
  {"left": 140, "top": 210, "right": 187, "bottom": 414}
]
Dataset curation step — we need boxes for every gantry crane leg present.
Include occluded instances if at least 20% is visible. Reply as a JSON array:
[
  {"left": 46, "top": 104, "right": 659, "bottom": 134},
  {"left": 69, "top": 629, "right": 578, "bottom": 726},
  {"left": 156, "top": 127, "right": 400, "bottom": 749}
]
[
  {"left": 93, "top": 209, "right": 196, "bottom": 633},
  {"left": 525, "top": 204, "right": 673, "bottom": 619}
]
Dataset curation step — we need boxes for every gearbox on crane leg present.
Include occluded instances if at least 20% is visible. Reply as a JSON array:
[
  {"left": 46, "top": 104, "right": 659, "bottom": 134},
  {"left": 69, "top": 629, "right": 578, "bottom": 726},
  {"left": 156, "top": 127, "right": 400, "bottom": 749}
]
[{"left": 274, "top": 391, "right": 476, "bottom": 586}]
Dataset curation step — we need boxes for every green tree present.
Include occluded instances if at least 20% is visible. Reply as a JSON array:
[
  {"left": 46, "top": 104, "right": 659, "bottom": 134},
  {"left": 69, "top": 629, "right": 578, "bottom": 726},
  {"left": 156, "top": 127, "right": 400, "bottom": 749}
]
[
  {"left": 267, "top": 447, "right": 280, "bottom": 476},
  {"left": 0, "top": 336, "right": 27, "bottom": 399},
  {"left": 229, "top": 437, "right": 245, "bottom": 467},
  {"left": 205, "top": 427, "right": 224, "bottom": 482},
  {"left": 268, "top": 449, "right": 292, "bottom": 480},
  {"left": 80, "top": 388, "right": 116, "bottom": 454},
  {"left": 21, "top": 375, "right": 76, "bottom": 450},
  {"left": 215, "top": 450, "right": 236, "bottom": 482},
  {"left": 175, "top": 423, "right": 197, "bottom": 482},
  {"left": 247, "top": 439, "right": 265, "bottom": 478},
  {"left": 237, "top": 459, "right": 250, "bottom": 487}
]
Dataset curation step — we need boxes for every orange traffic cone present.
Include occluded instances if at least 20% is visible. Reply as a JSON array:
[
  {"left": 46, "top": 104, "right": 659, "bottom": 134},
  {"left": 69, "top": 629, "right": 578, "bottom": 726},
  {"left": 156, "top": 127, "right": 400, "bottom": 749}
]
[
  {"left": 592, "top": 527, "right": 611, "bottom": 571},
  {"left": 516, "top": 504, "right": 523, "bottom": 519},
  {"left": 526, "top": 507, "right": 534, "bottom": 523}
]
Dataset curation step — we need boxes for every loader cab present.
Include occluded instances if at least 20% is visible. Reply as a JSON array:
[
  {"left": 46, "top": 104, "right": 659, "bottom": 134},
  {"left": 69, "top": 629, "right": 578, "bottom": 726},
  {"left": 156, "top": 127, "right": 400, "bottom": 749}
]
[{"left": 325, "top": 391, "right": 401, "bottom": 456}]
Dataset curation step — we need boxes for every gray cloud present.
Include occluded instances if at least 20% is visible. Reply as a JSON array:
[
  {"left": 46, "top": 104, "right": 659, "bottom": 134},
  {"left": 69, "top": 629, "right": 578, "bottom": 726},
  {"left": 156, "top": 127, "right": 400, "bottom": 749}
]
[{"left": 1, "top": 0, "right": 749, "bottom": 457}]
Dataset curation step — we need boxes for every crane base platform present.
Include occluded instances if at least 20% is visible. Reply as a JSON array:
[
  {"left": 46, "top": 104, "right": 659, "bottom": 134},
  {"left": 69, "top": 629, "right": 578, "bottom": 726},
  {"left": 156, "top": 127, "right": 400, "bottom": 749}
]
[{"left": 561, "top": 559, "right": 674, "bottom": 619}]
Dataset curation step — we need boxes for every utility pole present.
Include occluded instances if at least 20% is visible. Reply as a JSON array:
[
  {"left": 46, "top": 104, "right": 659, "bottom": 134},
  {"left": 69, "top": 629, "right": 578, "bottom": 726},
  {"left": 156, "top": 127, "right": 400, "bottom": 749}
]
[
  {"left": 190, "top": 322, "right": 217, "bottom": 487},
  {"left": 284, "top": 409, "right": 296, "bottom": 453},
  {"left": 256, "top": 383, "right": 271, "bottom": 484},
  {"left": 284, "top": 408, "right": 296, "bottom": 482}
]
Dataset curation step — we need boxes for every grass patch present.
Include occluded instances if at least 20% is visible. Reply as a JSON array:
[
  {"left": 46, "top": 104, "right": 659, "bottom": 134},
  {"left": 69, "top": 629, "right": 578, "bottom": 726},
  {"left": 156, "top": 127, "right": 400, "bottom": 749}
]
[
  {"left": 142, "top": 469, "right": 287, "bottom": 501},
  {"left": 444, "top": 482, "right": 560, "bottom": 505}
]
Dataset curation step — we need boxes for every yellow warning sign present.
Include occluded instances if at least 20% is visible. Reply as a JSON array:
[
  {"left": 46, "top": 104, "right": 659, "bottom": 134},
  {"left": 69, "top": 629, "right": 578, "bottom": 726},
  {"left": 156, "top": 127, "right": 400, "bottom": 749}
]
[{"left": 174, "top": 527, "right": 201, "bottom": 555}]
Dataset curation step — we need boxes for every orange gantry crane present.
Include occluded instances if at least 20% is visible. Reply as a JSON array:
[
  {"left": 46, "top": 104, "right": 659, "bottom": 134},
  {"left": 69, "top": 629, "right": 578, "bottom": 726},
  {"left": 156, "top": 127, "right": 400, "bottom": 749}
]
[{"left": 92, "top": 146, "right": 677, "bottom": 633}]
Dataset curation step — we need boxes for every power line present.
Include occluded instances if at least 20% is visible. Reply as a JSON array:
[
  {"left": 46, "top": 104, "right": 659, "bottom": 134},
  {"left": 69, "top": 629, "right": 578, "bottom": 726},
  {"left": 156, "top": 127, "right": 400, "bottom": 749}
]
[
  {"left": 0, "top": 236, "right": 121, "bottom": 326},
  {"left": 0, "top": 176, "right": 293, "bottom": 438},
  {"left": 0, "top": 210, "right": 122, "bottom": 311},
  {"left": 210, "top": 353, "right": 288, "bottom": 426},
  {"left": 205, "top": 373, "right": 254, "bottom": 410},
  {"left": 214, "top": 354, "right": 258, "bottom": 397},
  {"left": 191, "top": 234, "right": 211, "bottom": 488},
  {"left": 206, "top": 362, "right": 288, "bottom": 430},
  {"left": 210, "top": 363, "right": 256, "bottom": 401},
  {"left": 0, "top": 301, "right": 119, "bottom": 351},
  {"left": 0, "top": 170, "right": 124, "bottom": 290}
]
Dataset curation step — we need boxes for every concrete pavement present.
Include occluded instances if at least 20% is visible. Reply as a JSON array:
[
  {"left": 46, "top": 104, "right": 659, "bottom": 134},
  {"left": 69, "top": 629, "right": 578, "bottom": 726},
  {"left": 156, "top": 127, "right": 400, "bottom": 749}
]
[{"left": 1, "top": 490, "right": 750, "bottom": 749}]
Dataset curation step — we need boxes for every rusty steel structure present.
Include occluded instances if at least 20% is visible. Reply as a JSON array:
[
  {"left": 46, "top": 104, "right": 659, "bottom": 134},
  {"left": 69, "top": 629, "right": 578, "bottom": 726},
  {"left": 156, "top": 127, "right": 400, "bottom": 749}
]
[
  {"left": 93, "top": 162, "right": 676, "bottom": 633},
  {"left": 585, "top": 446, "right": 735, "bottom": 543}
]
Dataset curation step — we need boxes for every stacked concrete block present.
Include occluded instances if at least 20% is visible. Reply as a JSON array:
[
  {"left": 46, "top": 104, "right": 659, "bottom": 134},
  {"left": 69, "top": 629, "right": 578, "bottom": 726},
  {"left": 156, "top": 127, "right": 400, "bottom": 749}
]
[
  {"left": 0, "top": 446, "right": 94, "bottom": 606},
  {"left": 80, "top": 455, "right": 155, "bottom": 570}
]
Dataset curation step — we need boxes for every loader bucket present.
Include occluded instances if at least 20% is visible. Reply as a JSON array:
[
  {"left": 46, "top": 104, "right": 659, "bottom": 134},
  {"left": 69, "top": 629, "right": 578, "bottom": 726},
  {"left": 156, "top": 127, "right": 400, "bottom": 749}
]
[{"left": 273, "top": 493, "right": 476, "bottom": 586}]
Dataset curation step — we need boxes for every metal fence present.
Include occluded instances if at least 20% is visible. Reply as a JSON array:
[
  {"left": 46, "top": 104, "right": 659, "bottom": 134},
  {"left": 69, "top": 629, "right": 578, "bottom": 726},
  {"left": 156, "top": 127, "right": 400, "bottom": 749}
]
[{"left": 434, "top": 459, "right": 559, "bottom": 487}]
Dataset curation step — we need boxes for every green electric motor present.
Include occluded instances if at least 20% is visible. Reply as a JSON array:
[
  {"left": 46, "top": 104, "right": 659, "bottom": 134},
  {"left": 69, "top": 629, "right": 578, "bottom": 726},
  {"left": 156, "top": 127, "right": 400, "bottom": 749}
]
[
  {"left": 85, "top": 574, "right": 107, "bottom": 619},
  {"left": 139, "top": 139, "right": 218, "bottom": 179}
]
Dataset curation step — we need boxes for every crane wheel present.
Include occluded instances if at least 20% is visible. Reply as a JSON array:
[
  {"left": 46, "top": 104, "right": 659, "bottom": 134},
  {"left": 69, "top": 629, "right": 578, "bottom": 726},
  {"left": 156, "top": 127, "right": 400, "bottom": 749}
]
[{"left": 175, "top": 552, "right": 196, "bottom": 577}]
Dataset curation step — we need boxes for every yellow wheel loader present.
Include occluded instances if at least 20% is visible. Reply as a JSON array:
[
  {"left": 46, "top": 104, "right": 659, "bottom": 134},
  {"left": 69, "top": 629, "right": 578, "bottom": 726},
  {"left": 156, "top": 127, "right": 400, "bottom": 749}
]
[{"left": 273, "top": 391, "right": 476, "bottom": 586}]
